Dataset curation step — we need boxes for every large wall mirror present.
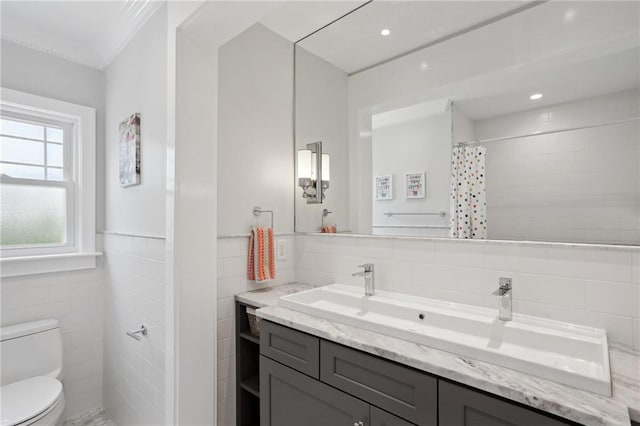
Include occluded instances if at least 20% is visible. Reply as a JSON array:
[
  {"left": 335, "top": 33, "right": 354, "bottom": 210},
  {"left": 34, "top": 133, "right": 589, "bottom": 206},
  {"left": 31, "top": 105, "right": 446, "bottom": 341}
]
[{"left": 294, "top": 1, "right": 640, "bottom": 245}]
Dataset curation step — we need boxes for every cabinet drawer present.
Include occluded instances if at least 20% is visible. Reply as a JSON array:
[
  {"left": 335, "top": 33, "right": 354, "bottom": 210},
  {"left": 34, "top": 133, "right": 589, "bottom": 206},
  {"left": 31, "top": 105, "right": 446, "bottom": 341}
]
[
  {"left": 260, "top": 320, "right": 320, "bottom": 378},
  {"left": 439, "top": 381, "right": 574, "bottom": 426},
  {"left": 320, "top": 340, "right": 437, "bottom": 426}
]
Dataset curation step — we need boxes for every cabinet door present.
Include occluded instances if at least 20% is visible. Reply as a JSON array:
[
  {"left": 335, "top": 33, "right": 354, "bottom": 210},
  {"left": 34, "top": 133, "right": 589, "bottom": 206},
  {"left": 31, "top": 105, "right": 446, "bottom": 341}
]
[
  {"left": 371, "top": 407, "right": 415, "bottom": 426},
  {"left": 439, "top": 381, "right": 573, "bottom": 426},
  {"left": 260, "top": 355, "right": 369, "bottom": 426}
]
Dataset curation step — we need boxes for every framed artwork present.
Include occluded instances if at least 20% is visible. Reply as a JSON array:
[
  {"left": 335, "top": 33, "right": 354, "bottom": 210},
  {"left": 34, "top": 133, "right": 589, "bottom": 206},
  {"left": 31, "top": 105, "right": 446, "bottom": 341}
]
[
  {"left": 119, "top": 113, "right": 141, "bottom": 187},
  {"left": 405, "top": 172, "right": 425, "bottom": 198},
  {"left": 375, "top": 175, "right": 393, "bottom": 200}
]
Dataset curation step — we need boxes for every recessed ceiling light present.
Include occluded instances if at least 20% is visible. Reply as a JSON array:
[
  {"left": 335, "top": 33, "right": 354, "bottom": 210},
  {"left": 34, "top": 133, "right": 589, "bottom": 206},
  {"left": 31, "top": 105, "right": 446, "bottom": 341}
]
[
  {"left": 564, "top": 8, "right": 576, "bottom": 22},
  {"left": 380, "top": 28, "right": 391, "bottom": 36},
  {"left": 530, "top": 93, "right": 543, "bottom": 100},
  {"left": 419, "top": 61, "right": 429, "bottom": 71}
]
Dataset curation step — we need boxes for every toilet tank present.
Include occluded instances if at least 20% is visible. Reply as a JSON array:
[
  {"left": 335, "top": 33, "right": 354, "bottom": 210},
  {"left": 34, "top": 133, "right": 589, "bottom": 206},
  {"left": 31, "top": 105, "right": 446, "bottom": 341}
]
[{"left": 1, "top": 319, "right": 63, "bottom": 386}]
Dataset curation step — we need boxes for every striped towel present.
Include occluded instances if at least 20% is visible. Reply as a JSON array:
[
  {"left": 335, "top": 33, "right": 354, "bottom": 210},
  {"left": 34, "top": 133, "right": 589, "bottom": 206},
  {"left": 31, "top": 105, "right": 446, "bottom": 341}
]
[{"left": 248, "top": 226, "right": 276, "bottom": 283}]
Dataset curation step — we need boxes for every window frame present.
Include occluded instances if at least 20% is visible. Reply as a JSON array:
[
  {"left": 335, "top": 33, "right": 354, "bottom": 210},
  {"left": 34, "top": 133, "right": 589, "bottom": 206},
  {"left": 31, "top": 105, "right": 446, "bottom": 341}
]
[{"left": 0, "top": 88, "right": 99, "bottom": 277}]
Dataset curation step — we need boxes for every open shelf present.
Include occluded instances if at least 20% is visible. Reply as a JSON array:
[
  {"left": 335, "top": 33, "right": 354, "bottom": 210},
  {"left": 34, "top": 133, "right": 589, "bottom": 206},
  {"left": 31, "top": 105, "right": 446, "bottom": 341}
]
[
  {"left": 239, "top": 331, "right": 260, "bottom": 344},
  {"left": 240, "top": 375, "right": 260, "bottom": 398},
  {"left": 236, "top": 301, "right": 261, "bottom": 426}
]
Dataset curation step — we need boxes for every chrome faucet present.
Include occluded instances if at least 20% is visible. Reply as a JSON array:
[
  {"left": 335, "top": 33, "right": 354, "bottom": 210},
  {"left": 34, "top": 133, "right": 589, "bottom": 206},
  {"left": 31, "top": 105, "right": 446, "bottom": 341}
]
[
  {"left": 492, "top": 277, "right": 513, "bottom": 321},
  {"left": 352, "top": 263, "right": 375, "bottom": 296}
]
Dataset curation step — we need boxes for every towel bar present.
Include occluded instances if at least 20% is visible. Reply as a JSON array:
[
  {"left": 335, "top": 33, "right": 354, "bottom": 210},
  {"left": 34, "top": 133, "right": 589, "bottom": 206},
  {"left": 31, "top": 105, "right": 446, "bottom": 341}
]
[{"left": 253, "top": 206, "right": 274, "bottom": 229}]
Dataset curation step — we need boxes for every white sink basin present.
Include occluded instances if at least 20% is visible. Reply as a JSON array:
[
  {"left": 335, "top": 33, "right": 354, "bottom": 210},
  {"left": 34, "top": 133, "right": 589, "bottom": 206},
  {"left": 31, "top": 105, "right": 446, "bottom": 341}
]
[{"left": 279, "top": 284, "right": 611, "bottom": 396}]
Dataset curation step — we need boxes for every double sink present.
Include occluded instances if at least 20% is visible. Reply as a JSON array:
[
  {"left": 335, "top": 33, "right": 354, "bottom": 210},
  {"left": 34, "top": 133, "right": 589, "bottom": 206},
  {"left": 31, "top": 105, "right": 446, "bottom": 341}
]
[{"left": 278, "top": 283, "right": 611, "bottom": 397}]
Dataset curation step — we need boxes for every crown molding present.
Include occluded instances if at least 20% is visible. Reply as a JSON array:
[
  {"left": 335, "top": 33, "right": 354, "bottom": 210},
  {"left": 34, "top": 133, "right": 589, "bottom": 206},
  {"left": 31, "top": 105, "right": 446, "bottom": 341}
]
[
  {"left": 1, "top": 33, "right": 102, "bottom": 69},
  {"left": 1, "top": 0, "right": 165, "bottom": 70}
]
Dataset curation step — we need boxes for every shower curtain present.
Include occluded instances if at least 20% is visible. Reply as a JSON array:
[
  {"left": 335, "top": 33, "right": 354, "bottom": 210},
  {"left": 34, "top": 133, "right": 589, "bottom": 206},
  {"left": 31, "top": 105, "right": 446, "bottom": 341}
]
[{"left": 450, "top": 146, "right": 487, "bottom": 239}]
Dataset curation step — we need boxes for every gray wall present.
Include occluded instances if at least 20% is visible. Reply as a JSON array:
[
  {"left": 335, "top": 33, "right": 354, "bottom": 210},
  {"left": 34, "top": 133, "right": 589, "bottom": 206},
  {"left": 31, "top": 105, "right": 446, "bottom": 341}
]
[{"left": 0, "top": 39, "right": 106, "bottom": 231}]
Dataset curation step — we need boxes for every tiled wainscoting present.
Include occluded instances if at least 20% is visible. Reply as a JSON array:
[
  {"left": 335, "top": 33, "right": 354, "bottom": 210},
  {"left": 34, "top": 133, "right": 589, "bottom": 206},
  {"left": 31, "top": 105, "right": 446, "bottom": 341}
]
[
  {"left": 102, "top": 233, "right": 166, "bottom": 425},
  {"left": 216, "top": 235, "right": 296, "bottom": 425},
  {"left": 0, "top": 241, "right": 105, "bottom": 418},
  {"left": 296, "top": 234, "right": 640, "bottom": 348}
]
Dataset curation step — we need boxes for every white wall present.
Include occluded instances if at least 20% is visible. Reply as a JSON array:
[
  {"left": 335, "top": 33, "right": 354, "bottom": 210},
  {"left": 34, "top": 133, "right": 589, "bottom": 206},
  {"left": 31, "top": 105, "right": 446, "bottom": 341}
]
[
  {"left": 104, "top": 6, "right": 168, "bottom": 238},
  {"left": 217, "top": 24, "right": 294, "bottom": 236},
  {"left": 216, "top": 236, "right": 296, "bottom": 425},
  {"left": 174, "top": 4, "right": 293, "bottom": 423},
  {"left": 174, "top": 27, "right": 217, "bottom": 426},
  {"left": 296, "top": 234, "right": 640, "bottom": 349},
  {"left": 475, "top": 90, "right": 639, "bottom": 245},
  {"left": 295, "top": 46, "right": 350, "bottom": 232},
  {"left": 0, "top": 39, "right": 106, "bottom": 420},
  {"left": 371, "top": 110, "right": 451, "bottom": 237},
  {"left": 102, "top": 5, "right": 170, "bottom": 425},
  {"left": 102, "top": 234, "right": 166, "bottom": 425},
  {"left": 1, "top": 253, "right": 104, "bottom": 418}
]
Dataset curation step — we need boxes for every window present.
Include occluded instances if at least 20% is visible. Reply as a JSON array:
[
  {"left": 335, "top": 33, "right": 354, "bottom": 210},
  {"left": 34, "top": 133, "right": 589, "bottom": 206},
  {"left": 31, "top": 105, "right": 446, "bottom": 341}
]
[
  {"left": 0, "top": 88, "right": 97, "bottom": 276},
  {"left": 1, "top": 114, "right": 73, "bottom": 250}
]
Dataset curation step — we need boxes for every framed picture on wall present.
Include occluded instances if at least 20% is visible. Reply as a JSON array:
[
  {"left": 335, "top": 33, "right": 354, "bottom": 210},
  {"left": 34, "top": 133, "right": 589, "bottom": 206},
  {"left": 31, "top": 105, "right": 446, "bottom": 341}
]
[
  {"left": 119, "top": 113, "right": 141, "bottom": 187},
  {"left": 375, "top": 175, "right": 393, "bottom": 200},
  {"left": 405, "top": 172, "right": 425, "bottom": 198}
]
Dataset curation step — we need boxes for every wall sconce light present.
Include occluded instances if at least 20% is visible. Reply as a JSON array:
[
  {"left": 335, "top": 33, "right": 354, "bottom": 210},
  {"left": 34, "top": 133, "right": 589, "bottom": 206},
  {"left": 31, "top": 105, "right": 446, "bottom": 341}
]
[{"left": 297, "top": 141, "right": 330, "bottom": 204}]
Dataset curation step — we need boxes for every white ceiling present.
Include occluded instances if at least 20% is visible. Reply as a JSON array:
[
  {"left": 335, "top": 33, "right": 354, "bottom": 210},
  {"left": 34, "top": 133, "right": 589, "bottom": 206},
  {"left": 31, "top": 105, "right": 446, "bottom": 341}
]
[
  {"left": 260, "top": 1, "right": 368, "bottom": 43},
  {"left": 297, "top": 0, "right": 639, "bottom": 120},
  {"left": 454, "top": 48, "right": 639, "bottom": 120},
  {"left": 183, "top": 1, "right": 370, "bottom": 48},
  {"left": 297, "top": 0, "right": 529, "bottom": 74},
  {"left": 0, "top": 0, "right": 164, "bottom": 69}
]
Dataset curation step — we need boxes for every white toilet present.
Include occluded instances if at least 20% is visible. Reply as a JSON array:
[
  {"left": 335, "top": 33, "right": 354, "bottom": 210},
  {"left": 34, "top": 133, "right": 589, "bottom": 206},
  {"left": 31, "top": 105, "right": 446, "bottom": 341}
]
[{"left": 1, "top": 320, "right": 66, "bottom": 426}]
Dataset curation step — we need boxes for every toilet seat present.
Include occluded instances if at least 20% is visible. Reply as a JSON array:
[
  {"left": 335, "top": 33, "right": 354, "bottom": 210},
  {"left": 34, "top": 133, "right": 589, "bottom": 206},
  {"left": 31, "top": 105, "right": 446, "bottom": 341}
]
[{"left": 1, "top": 377, "right": 63, "bottom": 426}]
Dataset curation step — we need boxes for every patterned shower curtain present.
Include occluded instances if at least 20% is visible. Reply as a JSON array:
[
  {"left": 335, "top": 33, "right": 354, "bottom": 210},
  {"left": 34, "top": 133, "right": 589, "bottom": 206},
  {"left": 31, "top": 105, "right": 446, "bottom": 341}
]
[{"left": 450, "top": 146, "right": 487, "bottom": 239}]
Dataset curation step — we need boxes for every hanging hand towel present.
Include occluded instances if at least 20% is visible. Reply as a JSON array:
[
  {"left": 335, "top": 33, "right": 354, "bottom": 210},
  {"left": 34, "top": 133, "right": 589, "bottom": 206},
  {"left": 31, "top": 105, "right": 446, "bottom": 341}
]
[
  {"left": 321, "top": 224, "right": 337, "bottom": 233},
  {"left": 248, "top": 226, "right": 276, "bottom": 283}
]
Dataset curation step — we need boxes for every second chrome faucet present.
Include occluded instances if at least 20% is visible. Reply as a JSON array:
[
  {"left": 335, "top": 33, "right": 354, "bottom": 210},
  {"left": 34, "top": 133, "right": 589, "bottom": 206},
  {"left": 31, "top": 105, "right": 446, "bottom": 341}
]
[
  {"left": 492, "top": 277, "right": 513, "bottom": 321},
  {"left": 352, "top": 263, "right": 375, "bottom": 296}
]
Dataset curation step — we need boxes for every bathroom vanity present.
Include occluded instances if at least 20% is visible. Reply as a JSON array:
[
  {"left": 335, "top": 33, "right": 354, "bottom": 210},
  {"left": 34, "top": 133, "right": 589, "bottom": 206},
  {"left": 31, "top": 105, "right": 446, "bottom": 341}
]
[
  {"left": 236, "top": 284, "right": 640, "bottom": 426},
  {"left": 260, "top": 319, "right": 572, "bottom": 426}
]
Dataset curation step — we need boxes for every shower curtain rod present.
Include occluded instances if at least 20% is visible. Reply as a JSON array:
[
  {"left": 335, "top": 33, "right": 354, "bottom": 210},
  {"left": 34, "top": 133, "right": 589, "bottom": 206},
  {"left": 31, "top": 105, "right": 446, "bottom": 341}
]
[{"left": 455, "top": 116, "right": 639, "bottom": 147}]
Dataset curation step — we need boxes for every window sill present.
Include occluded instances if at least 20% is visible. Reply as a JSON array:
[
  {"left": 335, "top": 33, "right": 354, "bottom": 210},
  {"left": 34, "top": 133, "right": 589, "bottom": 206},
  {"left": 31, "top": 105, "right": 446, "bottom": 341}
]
[{"left": 0, "top": 252, "right": 102, "bottom": 278}]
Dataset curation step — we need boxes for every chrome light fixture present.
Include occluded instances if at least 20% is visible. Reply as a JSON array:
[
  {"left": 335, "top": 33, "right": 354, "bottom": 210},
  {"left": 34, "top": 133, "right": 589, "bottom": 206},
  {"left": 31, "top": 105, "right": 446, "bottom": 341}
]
[{"left": 297, "top": 141, "right": 330, "bottom": 204}]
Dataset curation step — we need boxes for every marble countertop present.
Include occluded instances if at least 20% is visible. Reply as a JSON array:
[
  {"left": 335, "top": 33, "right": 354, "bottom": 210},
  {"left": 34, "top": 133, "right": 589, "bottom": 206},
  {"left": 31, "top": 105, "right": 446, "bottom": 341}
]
[
  {"left": 236, "top": 283, "right": 639, "bottom": 426},
  {"left": 235, "top": 282, "right": 316, "bottom": 308}
]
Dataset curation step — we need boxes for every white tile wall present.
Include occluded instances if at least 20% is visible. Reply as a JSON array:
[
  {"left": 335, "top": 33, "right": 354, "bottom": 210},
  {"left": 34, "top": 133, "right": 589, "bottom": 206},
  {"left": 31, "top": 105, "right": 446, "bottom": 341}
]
[
  {"left": 216, "top": 236, "right": 296, "bottom": 426},
  {"left": 0, "top": 238, "right": 105, "bottom": 419},
  {"left": 102, "top": 233, "right": 166, "bottom": 425},
  {"left": 477, "top": 89, "right": 639, "bottom": 245},
  {"left": 296, "top": 234, "right": 640, "bottom": 348}
]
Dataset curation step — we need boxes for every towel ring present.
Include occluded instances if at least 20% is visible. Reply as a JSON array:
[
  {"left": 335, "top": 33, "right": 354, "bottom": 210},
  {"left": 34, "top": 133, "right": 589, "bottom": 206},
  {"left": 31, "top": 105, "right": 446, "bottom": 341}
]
[{"left": 253, "top": 206, "right": 274, "bottom": 229}]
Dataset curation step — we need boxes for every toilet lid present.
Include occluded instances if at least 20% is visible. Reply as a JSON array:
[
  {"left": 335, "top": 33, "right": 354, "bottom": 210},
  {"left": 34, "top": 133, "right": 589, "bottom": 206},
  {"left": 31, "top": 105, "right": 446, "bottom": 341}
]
[{"left": 1, "top": 377, "right": 62, "bottom": 426}]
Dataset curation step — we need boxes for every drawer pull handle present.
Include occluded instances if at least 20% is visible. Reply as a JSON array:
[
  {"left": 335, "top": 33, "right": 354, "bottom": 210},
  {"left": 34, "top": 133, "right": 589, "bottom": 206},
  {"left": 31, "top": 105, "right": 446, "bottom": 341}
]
[{"left": 353, "top": 422, "right": 364, "bottom": 426}]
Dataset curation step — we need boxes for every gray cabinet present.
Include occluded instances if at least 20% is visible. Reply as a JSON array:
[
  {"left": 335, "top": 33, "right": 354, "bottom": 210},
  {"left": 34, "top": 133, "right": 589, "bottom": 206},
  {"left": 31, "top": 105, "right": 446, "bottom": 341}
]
[
  {"left": 438, "top": 381, "right": 574, "bottom": 426},
  {"left": 371, "top": 407, "right": 415, "bottom": 426},
  {"left": 260, "top": 355, "right": 369, "bottom": 426},
  {"left": 256, "top": 320, "right": 576, "bottom": 426},
  {"left": 321, "top": 340, "right": 436, "bottom": 426},
  {"left": 260, "top": 320, "right": 320, "bottom": 379}
]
